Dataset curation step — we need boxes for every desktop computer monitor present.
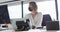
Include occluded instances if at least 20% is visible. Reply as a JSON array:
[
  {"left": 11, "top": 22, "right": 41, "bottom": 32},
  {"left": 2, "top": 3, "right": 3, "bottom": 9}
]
[
  {"left": 46, "top": 21, "right": 59, "bottom": 30},
  {"left": 0, "top": 5, "right": 10, "bottom": 24}
]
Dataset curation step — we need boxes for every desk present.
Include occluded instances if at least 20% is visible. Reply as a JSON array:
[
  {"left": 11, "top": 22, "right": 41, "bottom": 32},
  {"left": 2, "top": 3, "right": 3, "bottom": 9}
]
[
  {"left": 0, "top": 30, "right": 15, "bottom": 32},
  {"left": 16, "top": 29, "right": 60, "bottom": 32},
  {"left": 0, "top": 24, "right": 15, "bottom": 32}
]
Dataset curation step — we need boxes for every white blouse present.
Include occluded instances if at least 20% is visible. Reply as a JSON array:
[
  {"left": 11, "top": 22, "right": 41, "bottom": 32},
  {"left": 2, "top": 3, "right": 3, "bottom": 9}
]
[{"left": 24, "top": 12, "right": 43, "bottom": 28}]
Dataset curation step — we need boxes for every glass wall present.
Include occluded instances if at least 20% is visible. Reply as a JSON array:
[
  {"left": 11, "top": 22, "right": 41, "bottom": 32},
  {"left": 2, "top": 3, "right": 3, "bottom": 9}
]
[
  {"left": 23, "top": 0, "right": 56, "bottom": 20},
  {"left": 8, "top": 5, "right": 22, "bottom": 19}
]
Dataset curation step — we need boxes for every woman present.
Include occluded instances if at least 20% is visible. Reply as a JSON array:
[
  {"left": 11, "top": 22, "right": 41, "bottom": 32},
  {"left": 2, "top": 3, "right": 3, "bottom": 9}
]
[{"left": 24, "top": 2, "right": 43, "bottom": 29}]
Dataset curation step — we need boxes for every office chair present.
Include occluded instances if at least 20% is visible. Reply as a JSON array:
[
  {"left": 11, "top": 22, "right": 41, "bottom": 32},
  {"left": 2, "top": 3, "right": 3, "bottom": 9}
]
[{"left": 42, "top": 14, "right": 52, "bottom": 27}]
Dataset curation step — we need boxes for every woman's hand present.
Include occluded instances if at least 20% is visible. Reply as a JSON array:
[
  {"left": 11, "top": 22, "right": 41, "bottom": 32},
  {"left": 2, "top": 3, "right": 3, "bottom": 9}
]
[{"left": 32, "top": 25, "right": 36, "bottom": 29}]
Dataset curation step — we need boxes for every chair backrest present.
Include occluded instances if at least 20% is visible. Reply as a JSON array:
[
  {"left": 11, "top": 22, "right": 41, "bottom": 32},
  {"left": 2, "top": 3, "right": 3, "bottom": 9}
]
[
  {"left": 16, "top": 21, "right": 26, "bottom": 27},
  {"left": 16, "top": 21, "right": 26, "bottom": 30},
  {"left": 42, "top": 14, "right": 52, "bottom": 26}
]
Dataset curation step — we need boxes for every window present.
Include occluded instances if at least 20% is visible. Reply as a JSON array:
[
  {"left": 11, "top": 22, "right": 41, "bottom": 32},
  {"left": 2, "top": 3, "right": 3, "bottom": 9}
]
[
  {"left": 23, "top": 0, "right": 56, "bottom": 20},
  {"left": 8, "top": 5, "right": 22, "bottom": 19}
]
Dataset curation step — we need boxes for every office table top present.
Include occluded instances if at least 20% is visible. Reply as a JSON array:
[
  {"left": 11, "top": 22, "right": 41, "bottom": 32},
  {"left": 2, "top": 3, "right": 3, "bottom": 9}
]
[
  {"left": 0, "top": 29, "right": 60, "bottom": 32},
  {"left": 16, "top": 29, "right": 60, "bottom": 32},
  {"left": 0, "top": 30, "right": 15, "bottom": 32}
]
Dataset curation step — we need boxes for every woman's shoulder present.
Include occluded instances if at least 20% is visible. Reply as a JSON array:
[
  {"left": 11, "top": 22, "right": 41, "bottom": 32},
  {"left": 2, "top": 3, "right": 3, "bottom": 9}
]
[{"left": 24, "top": 13, "right": 31, "bottom": 19}]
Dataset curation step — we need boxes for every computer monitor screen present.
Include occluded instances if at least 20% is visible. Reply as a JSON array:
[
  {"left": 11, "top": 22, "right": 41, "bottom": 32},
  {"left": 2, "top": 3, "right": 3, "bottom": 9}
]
[{"left": 0, "top": 5, "right": 10, "bottom": 24}]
